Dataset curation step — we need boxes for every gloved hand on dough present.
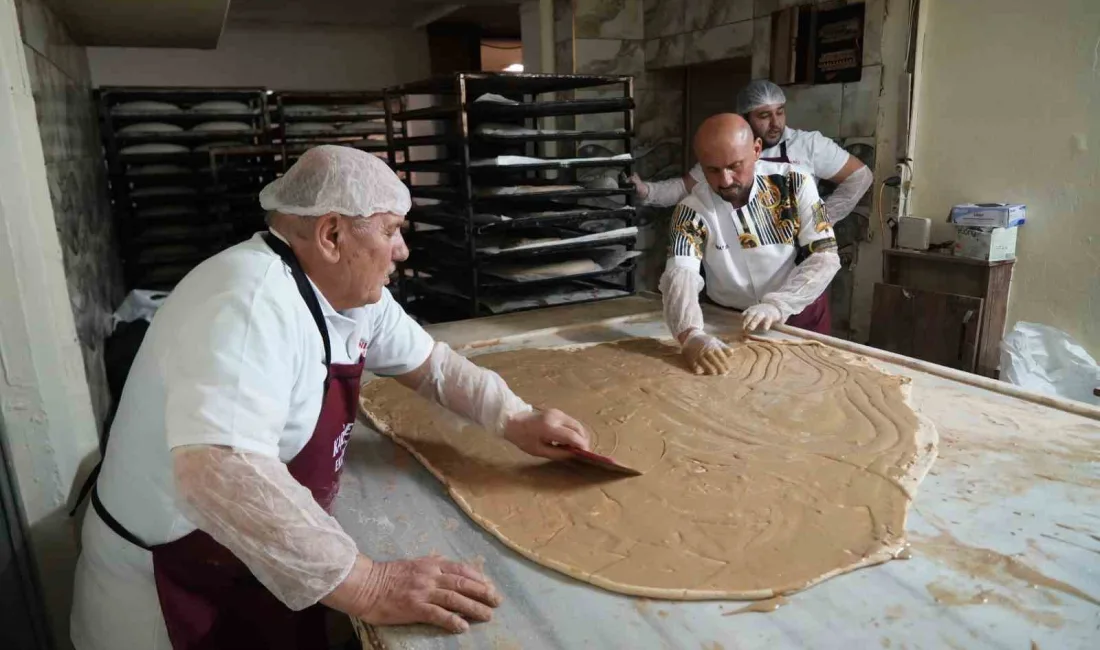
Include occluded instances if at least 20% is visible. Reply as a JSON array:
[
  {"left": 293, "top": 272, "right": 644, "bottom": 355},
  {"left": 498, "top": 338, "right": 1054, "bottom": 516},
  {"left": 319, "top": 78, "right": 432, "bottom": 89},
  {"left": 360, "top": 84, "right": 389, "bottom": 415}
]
[
  {"left": 742, "top": 303, "right": 784, "bottom": 332},
  {"left": 414, "top": 342, "right": 591, "bottom": 459},
  {"left": 680, "top": 330, "right": 734, "bottom": 375}
]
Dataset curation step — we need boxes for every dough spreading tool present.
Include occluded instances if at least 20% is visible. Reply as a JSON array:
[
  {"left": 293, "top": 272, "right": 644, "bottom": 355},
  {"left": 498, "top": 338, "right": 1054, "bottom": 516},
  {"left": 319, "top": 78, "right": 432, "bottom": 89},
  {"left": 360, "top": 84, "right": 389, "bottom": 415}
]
[{"left": 561, "top": 445, "right": 643, "bottom": 476}]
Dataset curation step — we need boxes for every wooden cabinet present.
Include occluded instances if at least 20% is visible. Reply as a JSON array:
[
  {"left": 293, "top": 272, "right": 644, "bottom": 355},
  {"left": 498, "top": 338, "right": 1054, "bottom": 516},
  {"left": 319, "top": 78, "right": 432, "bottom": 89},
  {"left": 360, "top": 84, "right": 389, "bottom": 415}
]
[{"left": 869, "top": 250, "right": 1014, "bottom": 377}]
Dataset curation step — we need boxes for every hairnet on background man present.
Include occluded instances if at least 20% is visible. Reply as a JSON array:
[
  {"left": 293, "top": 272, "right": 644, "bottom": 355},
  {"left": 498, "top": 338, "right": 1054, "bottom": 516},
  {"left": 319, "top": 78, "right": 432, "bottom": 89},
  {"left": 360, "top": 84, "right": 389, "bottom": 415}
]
[
  {"left": 735, "top": 80, "right": 787, "bottom": 115},
  {"left": 259, "top": 144, "right": 411, "bottom": 218}
]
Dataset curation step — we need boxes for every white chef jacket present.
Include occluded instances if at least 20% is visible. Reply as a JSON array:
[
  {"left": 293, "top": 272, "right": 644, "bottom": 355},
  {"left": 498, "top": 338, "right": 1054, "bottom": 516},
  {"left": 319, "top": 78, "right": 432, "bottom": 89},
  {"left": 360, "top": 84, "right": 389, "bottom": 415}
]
[
  {"left": 668, "top": 160, "right": 837, "bottom": 309},
  {"left": 689, "top": 127, "right": 850, "bottom": 183},
  {"left": 71, "top": 230, "right": 433, "bottom": 650}
]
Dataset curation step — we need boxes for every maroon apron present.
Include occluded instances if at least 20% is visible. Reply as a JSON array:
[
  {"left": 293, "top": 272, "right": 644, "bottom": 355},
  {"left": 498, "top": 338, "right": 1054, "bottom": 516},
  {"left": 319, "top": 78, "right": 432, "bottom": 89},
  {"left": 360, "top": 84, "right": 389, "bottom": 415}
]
[
  {"left": 784, "top": 292, "right": 832, "bottom": 335},
  {"left": 92, "top": 233, "right": 363, "bottom": 649}
]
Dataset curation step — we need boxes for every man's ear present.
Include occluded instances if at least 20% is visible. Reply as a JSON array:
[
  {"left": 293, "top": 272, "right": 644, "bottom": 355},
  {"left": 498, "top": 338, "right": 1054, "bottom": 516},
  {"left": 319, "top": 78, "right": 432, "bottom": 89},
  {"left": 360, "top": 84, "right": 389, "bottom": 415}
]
[
  {"left": 754, "top": 137, "right": 763, "bottom": 159},
  {"left": 313, "top": 212, "right": 343, "bottom": 262}
]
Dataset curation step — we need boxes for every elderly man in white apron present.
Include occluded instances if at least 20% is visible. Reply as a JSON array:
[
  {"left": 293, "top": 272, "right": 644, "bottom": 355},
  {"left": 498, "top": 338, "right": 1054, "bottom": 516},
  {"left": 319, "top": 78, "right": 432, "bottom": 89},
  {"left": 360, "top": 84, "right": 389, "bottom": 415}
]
[
  {"left": 70, "top": 145, "right": 592, "bottom": 649},
  {"left": 632, "top": 80, "right": 873, "bottom": 226}
]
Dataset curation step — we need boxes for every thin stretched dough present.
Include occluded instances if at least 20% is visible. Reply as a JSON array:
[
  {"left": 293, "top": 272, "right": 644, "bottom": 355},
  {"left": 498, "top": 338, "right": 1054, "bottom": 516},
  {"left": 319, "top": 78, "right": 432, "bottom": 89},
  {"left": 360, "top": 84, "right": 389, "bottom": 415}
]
[{"left": 359, "top": 338, "right": 937, "bottom": 600}]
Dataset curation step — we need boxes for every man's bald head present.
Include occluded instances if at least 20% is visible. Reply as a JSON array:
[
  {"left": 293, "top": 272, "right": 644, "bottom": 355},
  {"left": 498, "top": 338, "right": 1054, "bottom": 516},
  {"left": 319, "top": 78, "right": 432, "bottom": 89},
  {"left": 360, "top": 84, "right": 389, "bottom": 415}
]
[{"left": 693, "top": 113, "right": 762, "bottom": 206}]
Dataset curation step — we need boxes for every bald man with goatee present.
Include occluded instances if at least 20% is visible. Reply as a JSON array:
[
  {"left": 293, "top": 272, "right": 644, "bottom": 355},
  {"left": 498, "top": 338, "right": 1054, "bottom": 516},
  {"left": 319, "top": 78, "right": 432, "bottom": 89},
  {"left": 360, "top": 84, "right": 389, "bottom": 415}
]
[{"left": 661, "top": 114, "right": 840, "bottom": 375}]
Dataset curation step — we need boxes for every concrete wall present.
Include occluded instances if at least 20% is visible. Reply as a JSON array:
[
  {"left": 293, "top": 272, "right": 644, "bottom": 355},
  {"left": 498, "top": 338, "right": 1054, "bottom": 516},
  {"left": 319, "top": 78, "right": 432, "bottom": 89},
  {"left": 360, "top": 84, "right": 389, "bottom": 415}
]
[
  {"left": 17, "top": 0, "right": 124, "bottom": 432},
  {"left": 908, "top": 0, "right": 1100, "bottom": 356},
  {"left": 2, "top": 0, "right": 104, "bottom": 644},
  {"left": 88, "top": 22, "right": 431, "bottom": 90}
]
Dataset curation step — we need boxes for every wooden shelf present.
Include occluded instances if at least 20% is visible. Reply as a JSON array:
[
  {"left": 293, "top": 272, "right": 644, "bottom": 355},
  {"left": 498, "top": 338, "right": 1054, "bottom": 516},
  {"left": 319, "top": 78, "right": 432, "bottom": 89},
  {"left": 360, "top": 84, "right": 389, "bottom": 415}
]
[{"left": 883, "top": 248, "right": 1015, "bottom": 268}]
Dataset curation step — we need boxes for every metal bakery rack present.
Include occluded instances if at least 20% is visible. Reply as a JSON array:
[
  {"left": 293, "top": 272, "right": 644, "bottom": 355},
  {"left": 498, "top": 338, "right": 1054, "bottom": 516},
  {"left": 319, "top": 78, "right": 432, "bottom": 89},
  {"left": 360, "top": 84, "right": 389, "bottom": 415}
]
[
  {"left": 383, "top": 72, "right": 638, "bottom": 323},
  {"left": 97, "top": 87, "right": 279, "bottom": 290},
  {"left": 271, "top": 90, "right": 401, "bottom": 171}
]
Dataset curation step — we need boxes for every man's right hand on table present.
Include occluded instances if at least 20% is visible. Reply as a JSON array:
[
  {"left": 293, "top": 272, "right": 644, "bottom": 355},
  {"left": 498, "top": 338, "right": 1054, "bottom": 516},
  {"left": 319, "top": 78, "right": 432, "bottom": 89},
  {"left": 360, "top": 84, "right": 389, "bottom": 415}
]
[
  {"left": 679, "top": 329, "right": 734, "bottom": 375},
  {"left": 324, "top": 554, "right": 501, "bottom": 634}
]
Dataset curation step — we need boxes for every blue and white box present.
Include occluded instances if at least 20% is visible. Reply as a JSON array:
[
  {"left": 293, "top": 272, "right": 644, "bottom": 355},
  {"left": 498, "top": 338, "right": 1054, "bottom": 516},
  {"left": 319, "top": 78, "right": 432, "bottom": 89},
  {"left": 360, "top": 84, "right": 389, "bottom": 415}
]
[{"left": 949, "top": 203, "right": 1026, "bottom": 228}]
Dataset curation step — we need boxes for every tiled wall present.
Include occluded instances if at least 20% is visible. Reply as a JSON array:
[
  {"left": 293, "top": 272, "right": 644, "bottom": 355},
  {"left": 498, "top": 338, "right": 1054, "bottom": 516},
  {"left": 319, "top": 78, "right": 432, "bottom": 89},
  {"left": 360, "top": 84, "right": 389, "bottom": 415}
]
[
  {"left": 15, "top": 0, "right": 124, "bottom": 431},
  {"left": 556, "top": 0, "right": 689, "bottom": 291}
]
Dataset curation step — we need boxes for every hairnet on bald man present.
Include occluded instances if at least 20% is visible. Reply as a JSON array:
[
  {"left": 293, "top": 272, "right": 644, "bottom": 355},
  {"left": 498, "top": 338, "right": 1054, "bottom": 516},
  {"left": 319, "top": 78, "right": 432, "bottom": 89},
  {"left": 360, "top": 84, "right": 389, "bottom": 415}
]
[
  {"left": 735, "top": 80, "right": 787, "bottom": 115},
  {"left": 259, "top": 144, "right": 411, "bottom": 218}
]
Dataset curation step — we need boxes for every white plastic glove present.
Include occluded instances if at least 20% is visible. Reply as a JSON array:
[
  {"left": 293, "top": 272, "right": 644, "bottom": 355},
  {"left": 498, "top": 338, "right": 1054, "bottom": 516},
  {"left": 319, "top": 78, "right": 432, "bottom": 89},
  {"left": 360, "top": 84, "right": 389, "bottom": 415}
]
[
  {"left": 324, "top": 555, "right": 501, "bottom": 635},
  {"left": 176, "top": 445, "right": 505, "bottom": 632},
  {"left": 629, "top": 173, "right": 688, "bottom": 207},
  {"left": 659, "top": 265, "right": 705, "bottom": 341},
  {"left": 173, "top": 445, "right": 359, "bottom": 611},
  {"left": 681, "top": 330, "right": 734, "bottom": 375},
  {"left": 416, "top": 342, "right": 532, "bottom": 435},
  {"left": 824, "top": 165, "right": 872, "bottom": 224},
  {"left": 760, "top": 251, "right": 841, "bottom": 320},
  {"left": 415, "top": 343, "right": 591, "bottom": 458},
  {"left": 502, "top": 409, "right": 591, "bottom": 460},
  {"left": 741, "top": 302, "right": 783, "bottom": 332}
]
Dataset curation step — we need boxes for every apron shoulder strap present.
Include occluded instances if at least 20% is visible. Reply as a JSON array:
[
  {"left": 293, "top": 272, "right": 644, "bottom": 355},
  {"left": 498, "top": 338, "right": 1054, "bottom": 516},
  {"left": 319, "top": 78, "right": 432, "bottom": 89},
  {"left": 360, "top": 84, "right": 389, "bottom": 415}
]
[{"left": 262, "top": 233, "right": 332, "bottom": 372}]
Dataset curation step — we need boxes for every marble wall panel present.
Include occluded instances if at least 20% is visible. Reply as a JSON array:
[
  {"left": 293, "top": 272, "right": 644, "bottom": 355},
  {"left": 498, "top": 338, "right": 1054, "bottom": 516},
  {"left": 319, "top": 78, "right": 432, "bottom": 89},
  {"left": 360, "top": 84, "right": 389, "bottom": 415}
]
[
  {"left": 686, "top": 0, "right": 753, "bottom": 32},
  {"left": 574, "top": 38, "right": 646, "bottom": 76},
  {"left": 643, "top": 0, "right": 685, "bottom": 38},
  {"left": 684, "top": 20, "right": 753, "bottom": 65},
  {"left": 554, "top": 0, "right": 574, "bottom": 42},
  {"left": 574, "top": 0, "right": 644, "bottom": 39},
  {"left": 754, "top": 0, "right": 805, "bottom": 18},
  {"left": 751, "top": 15, "right": 772, "bottom": 79},
  {"left": 644, "top": 34, "right": 686, "bottom": 69}
]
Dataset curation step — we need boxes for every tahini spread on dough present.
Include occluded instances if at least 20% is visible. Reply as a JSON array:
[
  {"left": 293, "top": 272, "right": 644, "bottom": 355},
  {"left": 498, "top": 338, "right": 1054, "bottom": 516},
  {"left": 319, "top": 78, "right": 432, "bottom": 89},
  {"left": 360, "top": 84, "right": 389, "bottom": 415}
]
[{"left": 360, "top": 338, "right": 938, "bottom": 600}]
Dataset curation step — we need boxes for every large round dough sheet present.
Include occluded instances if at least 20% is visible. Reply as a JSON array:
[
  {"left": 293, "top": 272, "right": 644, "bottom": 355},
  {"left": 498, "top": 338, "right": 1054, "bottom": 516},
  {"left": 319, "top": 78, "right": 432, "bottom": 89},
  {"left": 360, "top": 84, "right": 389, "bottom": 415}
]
[{"left": 359, "top": 338, "right": 937, "bottom": 599}]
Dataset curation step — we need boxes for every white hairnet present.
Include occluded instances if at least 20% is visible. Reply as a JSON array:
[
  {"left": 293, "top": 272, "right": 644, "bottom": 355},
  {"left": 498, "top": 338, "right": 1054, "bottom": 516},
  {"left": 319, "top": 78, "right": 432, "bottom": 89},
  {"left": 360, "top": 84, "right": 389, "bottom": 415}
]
[
  {"left": 259, "top": 144, "right": 411, "bottom": 218},
  {"left": 736, "top": 80, "right": 787, "bottom": 115}
]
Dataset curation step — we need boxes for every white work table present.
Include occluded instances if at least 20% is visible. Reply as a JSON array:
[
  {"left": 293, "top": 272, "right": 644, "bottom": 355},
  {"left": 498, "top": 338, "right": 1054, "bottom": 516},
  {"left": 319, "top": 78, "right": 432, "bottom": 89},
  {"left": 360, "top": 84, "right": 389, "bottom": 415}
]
[{"left": 332, "top": 295, "right": 1100, "bottom": 649}]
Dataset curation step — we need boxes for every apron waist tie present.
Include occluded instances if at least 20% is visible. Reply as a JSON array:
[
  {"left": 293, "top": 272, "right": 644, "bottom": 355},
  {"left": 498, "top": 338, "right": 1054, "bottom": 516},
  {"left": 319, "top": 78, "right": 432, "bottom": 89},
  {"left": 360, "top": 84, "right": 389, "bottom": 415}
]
[{"left": 92, "top": 485, "right": 151, "bottom": 551}]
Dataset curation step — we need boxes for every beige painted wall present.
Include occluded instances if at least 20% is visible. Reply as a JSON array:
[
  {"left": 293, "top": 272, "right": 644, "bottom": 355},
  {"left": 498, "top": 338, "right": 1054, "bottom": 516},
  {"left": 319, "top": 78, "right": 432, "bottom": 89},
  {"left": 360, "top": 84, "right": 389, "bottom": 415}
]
[
  {"left": 87, "top": 23, "right": 431, "bottom": 90},
  {"left": 909, "top": 0, "right": 1100, "bottom": 355}
]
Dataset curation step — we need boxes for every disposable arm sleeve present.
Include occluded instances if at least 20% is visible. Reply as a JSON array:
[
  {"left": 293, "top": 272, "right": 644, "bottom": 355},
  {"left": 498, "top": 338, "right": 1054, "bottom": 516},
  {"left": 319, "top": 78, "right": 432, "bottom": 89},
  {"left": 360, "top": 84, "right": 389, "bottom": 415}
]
[
  {"left": 659, "top": 265, "right": 706, "bottom": 340},
  {"left": 638, "top": 177, "right": 689, "bottom": 207},
  {"left": 823, "top": 165, "right": 872, "bottom": 224},
  {"left": 415, "top": 342, "right": 533, "bottom": 434},
  {"left": 173, "top": 445, "right": 359, "bottom": 611},
  {"left": 761, "top": 252, "right": 841, "bottom": 319}
]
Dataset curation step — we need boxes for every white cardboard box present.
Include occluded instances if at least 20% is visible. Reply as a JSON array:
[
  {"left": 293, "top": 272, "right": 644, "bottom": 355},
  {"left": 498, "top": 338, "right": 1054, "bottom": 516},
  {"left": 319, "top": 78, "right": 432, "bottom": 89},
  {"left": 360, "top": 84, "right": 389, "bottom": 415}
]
[
  {"left": 954, "top": 225, "right": 1018, "bottom": 261},
  {"left": 949, "top": 203, "right": 1026, "bottom": 228}
]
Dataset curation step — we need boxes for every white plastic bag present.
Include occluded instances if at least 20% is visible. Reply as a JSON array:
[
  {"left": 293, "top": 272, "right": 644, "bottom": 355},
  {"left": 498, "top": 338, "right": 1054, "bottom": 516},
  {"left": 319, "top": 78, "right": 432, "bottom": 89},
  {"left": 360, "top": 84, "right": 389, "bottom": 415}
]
[
  {"left": 111, "top": 289, "right": 169, "bottom": 329},
  {"left": 1000, "top": 322, "right": 1100, "bottom": 404}
]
